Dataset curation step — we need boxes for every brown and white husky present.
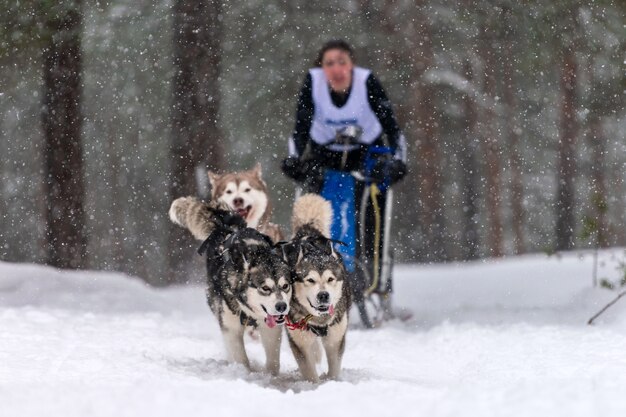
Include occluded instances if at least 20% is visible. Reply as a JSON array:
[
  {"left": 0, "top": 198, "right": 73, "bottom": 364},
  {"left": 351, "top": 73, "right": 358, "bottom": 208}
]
[{"left": 208, "top": 163, "right": 283, "bottom": 243}]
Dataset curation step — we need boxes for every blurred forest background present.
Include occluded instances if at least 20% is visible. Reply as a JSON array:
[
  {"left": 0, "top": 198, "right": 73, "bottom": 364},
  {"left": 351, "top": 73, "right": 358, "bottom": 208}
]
[{"left": 1, "top": 0, "right": 625, "bottom": 285}]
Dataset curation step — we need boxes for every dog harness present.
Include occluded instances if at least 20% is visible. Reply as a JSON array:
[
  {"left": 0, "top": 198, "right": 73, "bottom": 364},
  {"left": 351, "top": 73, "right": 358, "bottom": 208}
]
[
  {"left": 197, "top": 206, "right": 247, "bottom": 257},
  {"left": 285, "top": 314, "right": 314, "bottom": 331},
  {"left": 286, "top": 314, "right": 329, "bottom": 337},
  {"left": 285, "top": 312, "right": 342, "bottom": 337}
]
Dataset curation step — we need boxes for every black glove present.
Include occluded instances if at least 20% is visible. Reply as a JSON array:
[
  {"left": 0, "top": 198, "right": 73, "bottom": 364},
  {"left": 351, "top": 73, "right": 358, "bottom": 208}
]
[
  {"left": 389, "top": 159, "right": 407, "bottom": 184},
  {"left": 370, "top": 159, "right": 407, "bottom": 185},
  {"left": 281, "top": 157, "right": 326, "bottom": 185},
  {"left": 281, "top": 156, "right": 305, "bottom": 182}
]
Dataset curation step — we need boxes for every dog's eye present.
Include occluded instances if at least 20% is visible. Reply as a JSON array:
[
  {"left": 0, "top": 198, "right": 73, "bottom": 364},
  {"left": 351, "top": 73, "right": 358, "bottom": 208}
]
[
  {"left": 328, "top": 277, "right": 335, "bottom": 283},
  {"left": 244, "top": 188, "right": 251, "bottom": 192},
  {"left": 226, "top": 190, "right": 233, "bottom": 194},
  {"left": 261, "top": 286, "right": 271, "bottom": 293},
  {"left": 306, "top": 278, "right": 316, "bottom": 284},
  {"left": 281, "top": 283, "right": 290, "bottom": 291}
]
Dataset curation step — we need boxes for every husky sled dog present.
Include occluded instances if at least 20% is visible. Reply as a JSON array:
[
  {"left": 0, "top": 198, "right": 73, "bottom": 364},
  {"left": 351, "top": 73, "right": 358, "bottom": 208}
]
[
  {"left": 169, "top": 196, "right": 292, "bottom": 375},
  {"left": 208, "top": 163, "right": 283, "bottom": 243},
  {"left": 281, "top": 194, "right": 351, "bottom": 383}
]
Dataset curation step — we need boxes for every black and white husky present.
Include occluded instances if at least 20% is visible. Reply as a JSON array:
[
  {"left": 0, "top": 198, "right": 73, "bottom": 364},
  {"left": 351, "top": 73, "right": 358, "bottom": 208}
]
[
  {"left": 169, "top": 196, "right": 292, "bottom": 375},
  {"left": 282, "top": 194, "right": 351, "bottom": 383}
]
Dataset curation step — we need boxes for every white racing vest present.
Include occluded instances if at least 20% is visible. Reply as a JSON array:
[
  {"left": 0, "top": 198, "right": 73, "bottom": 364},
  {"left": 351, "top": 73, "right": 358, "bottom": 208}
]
[{"left": 309, "top": 66, "right": 383, "bottom": 152}]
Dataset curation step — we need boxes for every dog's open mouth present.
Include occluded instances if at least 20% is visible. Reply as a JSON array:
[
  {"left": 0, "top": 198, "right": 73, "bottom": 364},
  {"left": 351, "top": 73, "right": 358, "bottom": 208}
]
[
  {"left": 261, "top": 305, "right": 288, "bottom": 328},
  {"left": 234, "top": 205, "right": 252, "bottom": 220},
  {"left": 264, "top": 314, "right": 286, "bottom": 328},
  {"left": 309, "top": 300, "right": 335, "bottom": 316}
]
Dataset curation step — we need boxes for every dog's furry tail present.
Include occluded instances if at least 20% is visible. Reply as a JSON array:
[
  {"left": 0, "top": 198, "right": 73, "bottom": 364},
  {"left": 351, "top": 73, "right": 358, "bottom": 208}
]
[
  {"left": 291, "top": 194, "right": 332, "bottom": 238},
  {"left": 169, "top": 196, "right": 223, "bottom": 241}
]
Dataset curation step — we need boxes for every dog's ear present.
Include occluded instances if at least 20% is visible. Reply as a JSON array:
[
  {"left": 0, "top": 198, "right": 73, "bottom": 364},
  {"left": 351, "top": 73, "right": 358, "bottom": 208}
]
[
  {"left": 329, "top": 241, "right": 340, "bottom": 259},
  {"left": 233, "top": 249, "right": 250, "bottom": 271},
  {"left": 224, "top": 243, "right": 250, "bottom": 272},
  {"left": 296, "top": 246, "right": 304, "bottom": 265},
  {"left": 208, "top": 171, "right": 220, "bottom": 189},
  {"left": 241, "top": 253, "right": 249, "bottom": 270},
  {"left": 252, "top": 162, "right": 263, "bottom": 181},
  {"left": 280, "top": 242, "right": 299, "bottom": 266}
]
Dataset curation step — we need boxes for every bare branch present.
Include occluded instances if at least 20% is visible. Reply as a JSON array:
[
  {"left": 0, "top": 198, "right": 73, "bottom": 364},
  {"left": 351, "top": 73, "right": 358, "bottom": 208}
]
[{"left": 587, "top": 290, "right": 626, "bottom": 325}]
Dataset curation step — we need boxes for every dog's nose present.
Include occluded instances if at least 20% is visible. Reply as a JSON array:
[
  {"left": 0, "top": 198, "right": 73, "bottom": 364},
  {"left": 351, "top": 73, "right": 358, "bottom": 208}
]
[
  {"left": 275, "top": 301, "right": 287, "bottom": 313},
  {"left": 317, "top": 291, "right": 330, "bottom": 304},
  {"left": 233, "top": 197, "right": 244, "bottom": 207}
]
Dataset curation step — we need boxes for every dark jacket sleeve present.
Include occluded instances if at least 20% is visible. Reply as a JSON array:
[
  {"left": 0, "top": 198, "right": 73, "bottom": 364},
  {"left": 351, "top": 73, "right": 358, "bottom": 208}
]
[
  {"left": 366, "top": 74, "right": 407, "bottom": 162},
  {"left": 291, "top": 73, "right": 314, "bottom": 158}
]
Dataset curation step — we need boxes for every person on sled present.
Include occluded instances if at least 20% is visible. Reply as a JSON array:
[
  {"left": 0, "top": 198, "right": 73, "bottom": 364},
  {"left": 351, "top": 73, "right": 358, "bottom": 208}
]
[{"left": 281, "top": 39, "right": 407, "bottom": 327}]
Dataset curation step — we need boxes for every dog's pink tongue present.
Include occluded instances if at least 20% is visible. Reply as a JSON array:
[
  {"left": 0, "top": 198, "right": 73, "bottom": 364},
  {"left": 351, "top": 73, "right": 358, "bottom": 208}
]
[
  {"left": 265, "top": 315, "right": 277, "bottom": 328},
  {"left": 329, "top": 304, "right": 335, "bottom": 315}
]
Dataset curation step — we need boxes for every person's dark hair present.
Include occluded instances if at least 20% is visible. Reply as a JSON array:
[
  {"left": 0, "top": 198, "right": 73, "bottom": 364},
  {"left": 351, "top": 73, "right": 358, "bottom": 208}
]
[{"left": 314, "top": 39, "right": 355, "bottom": 67}]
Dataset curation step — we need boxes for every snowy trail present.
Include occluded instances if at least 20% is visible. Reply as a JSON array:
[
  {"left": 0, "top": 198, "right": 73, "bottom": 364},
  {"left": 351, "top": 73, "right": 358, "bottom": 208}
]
[{"left": 2, "top": 252, "right": 626, "bottom": 416}]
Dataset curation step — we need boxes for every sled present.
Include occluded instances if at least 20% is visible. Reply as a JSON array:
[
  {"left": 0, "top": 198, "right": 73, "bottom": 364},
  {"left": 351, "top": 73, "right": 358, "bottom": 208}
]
[{"left": 319, "top": 146, "right": 402, "bottom": 328}]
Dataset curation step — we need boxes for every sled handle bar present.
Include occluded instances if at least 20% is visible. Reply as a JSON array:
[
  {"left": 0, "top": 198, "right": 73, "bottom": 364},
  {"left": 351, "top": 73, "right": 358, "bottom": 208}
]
[{"left": 350, "top": 170, "right": 392, "bottom": 186}]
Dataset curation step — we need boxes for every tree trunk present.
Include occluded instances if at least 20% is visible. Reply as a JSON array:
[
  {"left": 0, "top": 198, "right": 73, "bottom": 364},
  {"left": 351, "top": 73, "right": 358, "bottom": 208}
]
[
  {"left": 555, "top": 45, "right": 578, "bottom": 251},
  {"left": 409, "top": 1, "right": 447, "bottom": 261},
  {"left": 41, "top": 1, "right": 86, "bottom": 269},
  {"left": 613, "top": 163, "right": 626, "bottom": 246},
  {"left": 460, "top": 59, "right": 480, "bottom": 260},
  {"left": 585, "top": 55, "right": 609, "bottom": 248},
  {"left": 587, "top": 113, "right": 608, "bottom": 248},
  {"left": 478, "top": 12, "right": 503, "bottom": 257},
  {"left": 168, "top": 0, "right": 224, "bottom": 283},
  {"left": 502, "top": 6, "right": 525, "bottom": 254},
  {"left": 357, "top": 0, "right": 447, "bottom": 262}
]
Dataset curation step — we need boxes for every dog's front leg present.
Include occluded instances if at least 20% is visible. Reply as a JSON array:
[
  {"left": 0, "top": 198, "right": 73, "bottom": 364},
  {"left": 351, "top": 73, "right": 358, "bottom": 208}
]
[
  {"left": 322, "top": 316, "right": 348, "bottom": 380},
  {"left": 222, "top": 326, "right": 250, "bottom": 369},
  {"left": 258, "top": 325, "right": 282, "bottom": 375},
  {"left": 220, "top": 308, "right": 250, "bottom": 369},
  {"left": 287, "top": 330, "right": 319, "bottom": 383}
]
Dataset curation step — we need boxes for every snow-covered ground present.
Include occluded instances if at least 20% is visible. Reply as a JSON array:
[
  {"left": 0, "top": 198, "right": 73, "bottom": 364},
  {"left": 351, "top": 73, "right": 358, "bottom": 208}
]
[{"left": 2, "top": 250, "right": 626, "bottom": 417}]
